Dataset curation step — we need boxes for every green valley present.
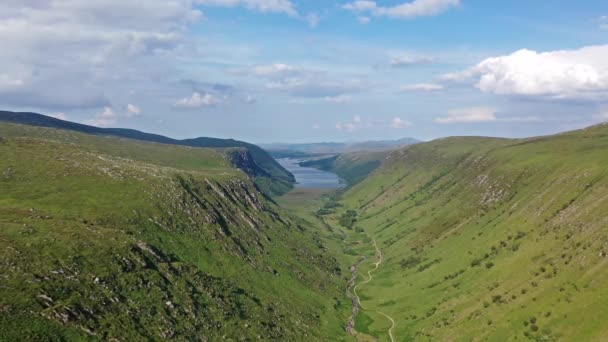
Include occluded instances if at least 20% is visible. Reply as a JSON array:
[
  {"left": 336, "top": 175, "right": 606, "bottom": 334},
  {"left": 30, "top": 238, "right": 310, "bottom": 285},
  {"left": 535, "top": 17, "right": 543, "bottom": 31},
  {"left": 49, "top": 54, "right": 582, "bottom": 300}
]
[{"left": 3, "top": 114, "right": 608, "bottom": 341}]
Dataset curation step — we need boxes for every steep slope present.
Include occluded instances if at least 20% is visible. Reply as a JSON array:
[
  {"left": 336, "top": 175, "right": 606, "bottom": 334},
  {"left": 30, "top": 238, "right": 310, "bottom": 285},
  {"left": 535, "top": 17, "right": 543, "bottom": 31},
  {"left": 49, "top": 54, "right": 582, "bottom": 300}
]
[
  {"left": 299, "top": 150, "right": 390, "bottom": 186},
  {"left": 333, "top": 124, "right": 608, "bottom": 341},
  {"left": 0, "top": 111, "right": 294, "bottom": 195},
  {"left": 0, "top": 123, "right": 346, "bottom": 340}
]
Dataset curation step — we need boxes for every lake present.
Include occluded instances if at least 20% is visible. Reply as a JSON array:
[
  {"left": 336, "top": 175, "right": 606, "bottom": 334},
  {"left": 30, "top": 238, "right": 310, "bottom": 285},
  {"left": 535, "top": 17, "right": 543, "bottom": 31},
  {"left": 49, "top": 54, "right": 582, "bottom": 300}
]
[{"left": 277, "top": 158, "right": 345, "bottom": 189}]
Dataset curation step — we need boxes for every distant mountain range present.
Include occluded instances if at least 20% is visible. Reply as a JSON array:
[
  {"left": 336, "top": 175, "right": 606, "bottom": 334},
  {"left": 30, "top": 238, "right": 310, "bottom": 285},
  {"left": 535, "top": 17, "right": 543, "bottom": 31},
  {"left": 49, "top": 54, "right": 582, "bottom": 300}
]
[
  {"left": 261, "top": 137, "right": 420, "bottom": 156},
  {"left": 0, "top": 110, "right": 294, "bottom": 195}
]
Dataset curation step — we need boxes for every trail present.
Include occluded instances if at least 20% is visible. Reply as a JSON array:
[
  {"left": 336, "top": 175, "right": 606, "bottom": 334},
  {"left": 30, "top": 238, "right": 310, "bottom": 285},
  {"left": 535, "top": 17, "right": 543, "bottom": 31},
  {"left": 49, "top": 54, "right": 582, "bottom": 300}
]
[{"left": 350, "top": 239, "right": 396, "bottom": 342}]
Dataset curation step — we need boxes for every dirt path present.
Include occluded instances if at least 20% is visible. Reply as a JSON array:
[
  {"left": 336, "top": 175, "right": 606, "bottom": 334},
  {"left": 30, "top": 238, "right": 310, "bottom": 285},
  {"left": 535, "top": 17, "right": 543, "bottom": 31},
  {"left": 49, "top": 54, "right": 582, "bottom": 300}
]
[{"left": 350, "top": 239, "right": 396, "bottom": 342}]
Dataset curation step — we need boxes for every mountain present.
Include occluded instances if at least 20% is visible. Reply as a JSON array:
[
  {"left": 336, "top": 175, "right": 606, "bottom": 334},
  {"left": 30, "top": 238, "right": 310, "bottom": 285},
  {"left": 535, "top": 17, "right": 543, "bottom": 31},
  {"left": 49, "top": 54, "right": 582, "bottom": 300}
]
[
  {"left": 0, "top": 122, "right": 347, "bottom": 340},
  {"left": 299, "top": 150, "right": 391, "bottom": 187},
  {"left": 320, "top": 123, "right": 608, "bottom": 340},
  {"left": 0, "top": 111, "right": 294, "bottom": 195},
  {"left": 262, "top": 137, "right": 420, "bottom": 156}
]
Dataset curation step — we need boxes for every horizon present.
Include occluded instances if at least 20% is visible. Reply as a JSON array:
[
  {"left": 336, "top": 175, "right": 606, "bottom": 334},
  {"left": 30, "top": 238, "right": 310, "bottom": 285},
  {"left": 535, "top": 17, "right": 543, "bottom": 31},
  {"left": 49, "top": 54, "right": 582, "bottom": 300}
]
[
  {"left": 1, "top": 1, "right": 608, "bottom": 143},
  {"left": 5, "top": 109, "right": 607, "bottom": 145}
]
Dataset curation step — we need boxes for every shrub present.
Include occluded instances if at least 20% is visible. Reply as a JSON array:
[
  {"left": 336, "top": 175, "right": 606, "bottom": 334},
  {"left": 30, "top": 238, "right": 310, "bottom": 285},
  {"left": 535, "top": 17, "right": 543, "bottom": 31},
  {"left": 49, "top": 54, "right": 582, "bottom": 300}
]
[{"left": 485, "top": 262, "right": 494, "bottom": 269}]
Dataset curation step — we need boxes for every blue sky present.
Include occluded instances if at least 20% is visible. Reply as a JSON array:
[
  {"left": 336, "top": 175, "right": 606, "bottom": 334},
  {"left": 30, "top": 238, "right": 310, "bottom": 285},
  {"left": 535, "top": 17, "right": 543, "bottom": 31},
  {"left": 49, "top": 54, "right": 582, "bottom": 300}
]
[{"left": 1, "top": 1, "right": 608, "bottom": 143}]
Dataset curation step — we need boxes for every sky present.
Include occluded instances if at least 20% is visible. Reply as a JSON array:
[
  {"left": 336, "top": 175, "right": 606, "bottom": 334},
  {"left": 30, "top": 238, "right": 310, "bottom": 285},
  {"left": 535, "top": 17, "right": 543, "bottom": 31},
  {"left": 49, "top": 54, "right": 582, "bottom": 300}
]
[{"left": 1, "top": 1, "right": 608, "bottom": 143}]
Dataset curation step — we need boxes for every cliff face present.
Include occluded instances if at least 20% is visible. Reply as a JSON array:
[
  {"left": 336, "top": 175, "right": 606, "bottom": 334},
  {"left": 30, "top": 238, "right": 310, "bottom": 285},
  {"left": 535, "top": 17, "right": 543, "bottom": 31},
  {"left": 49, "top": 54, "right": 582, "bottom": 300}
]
[
  {"left": 224, "top": 147, "right": 271, "bottom": 178},
  {"left": 0, "top": 124, "right": 342, "bottom": 341},
  {"left": 224, "top": 147, "right": 295, "bottom": 196}
]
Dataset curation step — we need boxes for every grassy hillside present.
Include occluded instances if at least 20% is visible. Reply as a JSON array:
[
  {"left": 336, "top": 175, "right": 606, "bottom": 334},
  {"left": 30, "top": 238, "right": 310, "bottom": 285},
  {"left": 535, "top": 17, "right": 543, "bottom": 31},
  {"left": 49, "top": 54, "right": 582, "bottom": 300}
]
[
  {"left": 0, "top": 111, "right": 294, "bottom": 195},
  {"left": 0, "top": 123, "right": 348, "bottom": 340},
  {"left": 300, "top": 150, "right": 390, "bottom": 186},
  {"left": 327, "top": 124, "right": 608, "bottom": 341}
]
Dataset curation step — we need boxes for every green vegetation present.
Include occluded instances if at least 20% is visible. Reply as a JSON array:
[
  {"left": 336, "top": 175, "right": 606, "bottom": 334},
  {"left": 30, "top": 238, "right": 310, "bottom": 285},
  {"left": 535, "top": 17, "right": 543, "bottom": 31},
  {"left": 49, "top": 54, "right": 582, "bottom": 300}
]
[
  {"left": 0, "top": 123, "right": 346, "bottom": 340},
  {"left": 327, "top": 123, "right": 608, "bottom": 341},
  {"left": 5, "top": 113, "right": 608, "bottom": 341},
  {"left": 0, "top": 111, "right": 294, "bottom": 195},
  {"left": 339, "top": 210, "right": 358, "bottom": 229}
]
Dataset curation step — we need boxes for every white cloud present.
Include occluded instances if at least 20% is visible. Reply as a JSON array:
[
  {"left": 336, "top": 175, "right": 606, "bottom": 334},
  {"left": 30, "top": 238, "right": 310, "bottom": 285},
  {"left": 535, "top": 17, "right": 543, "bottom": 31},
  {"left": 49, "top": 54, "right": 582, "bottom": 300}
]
[
  {"left": 390, "top": 55, "right": 436, "bottom": 67},
  {"left": 312, "top": 123, "right": 321, "bottom": 130},
  {"left": 599, "top": 16, "right": 608, "bottom": 30},
  {"left": 0, "top": 1, "right": 201, "bottom": 110},
  {"left": 268, "top": 78, "right": 368, "bottom": 98},
  {"left": 343, "top": 0, "right": 459, "bottom": 19},
  {"left": 305, "top": 13, "right": 321, "bottom": 28},
  {"left": 196, "top": 0, "right": 297, "bottom": 16},
  {"left": 239, "top": 63, "right": 304, "bottom": 79},
  {"left": 336, "top": 115, "right": 411, "bottom": 132},
  {"left": 357, "top": 16, "right": 371, "bottom": 24},
  {"left": 85, "top": 106, "right": 117, "bottom": 127},
  {"left": 592, "top": 110, "right": 608, "bottom": 122},
  {"left": 237, "top": 63, "right": 368, "bottom": 98},
  {"left": 324, "top": 95, "right": 352, "bottom": 103},
  {"left": 245, "top": 95, "right": 257, "bottom": 104},
  {"left": 442, "top": 45, "right": 608, "bottom": 101},
  {"left": 400, "top": 83, "right": 444, "bottom": 91},
  {"left": 336, "top": 115, "right": 367, "bottom": 132},
  {"left": 126, "top": 104, "right": 141, "bottom": 117},
  {"left": 390, "top": 117, "right": 412, "bottom": 128},
  {"left": 49, "top": 112, "right": 68, "bottom": 120},
  {"left": 435, "top": 107, "right": 497, "bottom": 124},
  {"left": 175, "top": 92, "right": 221, "bottom": 109}
]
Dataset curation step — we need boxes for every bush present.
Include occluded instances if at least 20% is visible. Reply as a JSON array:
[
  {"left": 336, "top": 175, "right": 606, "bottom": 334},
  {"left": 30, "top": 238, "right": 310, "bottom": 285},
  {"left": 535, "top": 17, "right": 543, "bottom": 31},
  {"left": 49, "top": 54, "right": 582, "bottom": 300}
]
[
  {"left": 485, "top": 262, "right": 494, "bottom": 269},
  {"left": 338, "top": 210, "right": 358, "bottom": 229}
]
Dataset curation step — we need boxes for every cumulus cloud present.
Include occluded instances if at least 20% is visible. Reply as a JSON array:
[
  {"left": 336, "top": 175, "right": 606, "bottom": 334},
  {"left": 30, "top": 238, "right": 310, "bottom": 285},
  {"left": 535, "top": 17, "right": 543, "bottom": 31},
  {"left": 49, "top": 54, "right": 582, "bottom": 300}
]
[
  {"left": 324, "top": 95, "right": 352, "bottom": 103},
  {"left": 235, "top": 63, "right": 310, "bottom": 80},
  {"left": 236, "top": 63, "right": 368, "bottom": 98},
  {"left": 85, "top": 106, "right": 117, "bottom": 127},
  {"left": 599, "top": 16, "right": 608, "bottom": 30},
  {"left": 269, "top": 78, "right": 368, "bottom": 98},
  {"left": 337, "top": 115, "right": 412, "bottom": 132},
  {"left": 312, "top": 123, "right": 321, "bottom": 129},
  {"left": 441, "top": 45, "right": 608, "bottom": 101},
  {"left": 305, "top": 13, "right": 322, "bottom": 28},
  {"left": 336, "top": 115, "right": 366, "bottom": 132},
  {"left": 196, "top": 0, "right": 297, "bottom": 16},
  {"left": 0, "top": 1, "right": 202, "bottom": 111},
  {"left": 245, "top": 95, "right": 257, "bottom": 104},
  {"left": 435, "top": 107, "right": 497, "bottom": 124},
  {"left": 126, "top": 104, "right": 142, "bottom": 117},
  {"left": 357, "top": 16, "right": 371, "bottom": 24},
  {"left": 400, "top": 83, "right": 444, "bottom": 91},
  {"left": 343, "top": 0, "right": 459, "bottom": 19},
  {"left": 390, "top": 55, "right": 436, "bottom": 68},
  {"left": 390, "top": 117, "right": 412, "bottom": 128},
  {"left": 175, "top": 92, "right": 222, "bottom": 109}
]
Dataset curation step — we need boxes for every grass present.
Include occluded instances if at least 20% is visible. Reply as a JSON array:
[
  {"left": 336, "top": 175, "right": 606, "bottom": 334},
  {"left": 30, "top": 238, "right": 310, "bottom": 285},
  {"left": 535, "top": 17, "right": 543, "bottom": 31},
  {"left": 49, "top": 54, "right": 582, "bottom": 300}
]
[
  {"left": 0, "top": 123, "right": 347, "bottom": 340},
  {"left": 319, "top": 123, "right": 608, "bottom": 341},
  {"left": 6, "top": 119, "right": 608, "bottom": 340}
]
